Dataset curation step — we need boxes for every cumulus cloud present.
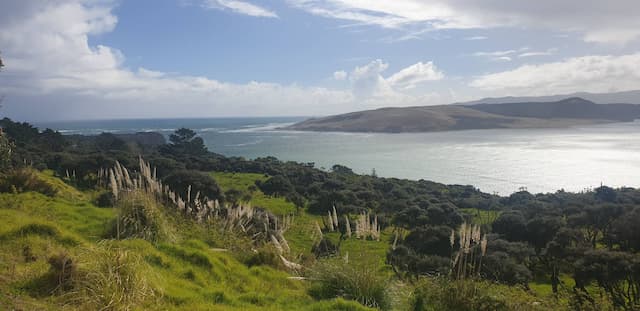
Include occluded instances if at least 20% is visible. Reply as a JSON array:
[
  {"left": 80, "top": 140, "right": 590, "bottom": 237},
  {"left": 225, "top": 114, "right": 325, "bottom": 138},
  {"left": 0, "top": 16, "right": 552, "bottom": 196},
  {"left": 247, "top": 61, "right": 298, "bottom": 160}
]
[
  {"left": 470, "top": 53, "right": 640, "bottom": 95},
  {"left": 201, "top": 0, "right": 278, "bottom": 18},
  {"left": 286, "top": 0, "right": 640, "bottom": 44},
  {"left": 335, "top": 60, "right": 445, "bottom": 104},
  {"left": 0, "top": 0, "right": 354, "bottom": 120},
  {"left": 387, "top": 61, "right": 444, "bottom": 89},
  {"left": 349, "top": 59, "right": 394, "bottom": 98},
  {"left": 333, "top": 70, "right": 347, "bottom": 80}
]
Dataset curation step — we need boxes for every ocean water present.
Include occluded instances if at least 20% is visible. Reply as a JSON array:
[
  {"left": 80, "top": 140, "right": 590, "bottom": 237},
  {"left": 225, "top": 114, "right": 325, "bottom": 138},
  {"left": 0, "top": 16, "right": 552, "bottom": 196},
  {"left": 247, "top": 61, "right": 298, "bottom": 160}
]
[{"left": 36, "top": 117, "right": 640, "bottom": 195}]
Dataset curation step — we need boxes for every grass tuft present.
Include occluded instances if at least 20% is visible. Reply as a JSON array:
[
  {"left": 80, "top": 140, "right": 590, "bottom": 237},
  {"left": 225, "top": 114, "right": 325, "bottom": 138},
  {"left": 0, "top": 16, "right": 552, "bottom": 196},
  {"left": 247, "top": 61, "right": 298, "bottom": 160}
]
[{"left": 308, "top": 257, "right": 391, "bottom": 310}]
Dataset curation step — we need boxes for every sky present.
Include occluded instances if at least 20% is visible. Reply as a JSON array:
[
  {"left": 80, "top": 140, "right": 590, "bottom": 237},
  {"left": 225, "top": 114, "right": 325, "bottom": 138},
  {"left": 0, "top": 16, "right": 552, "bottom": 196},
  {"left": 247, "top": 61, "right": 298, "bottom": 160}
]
[{"left": 1, "top": 0, "right": 640, "bottom": 121}]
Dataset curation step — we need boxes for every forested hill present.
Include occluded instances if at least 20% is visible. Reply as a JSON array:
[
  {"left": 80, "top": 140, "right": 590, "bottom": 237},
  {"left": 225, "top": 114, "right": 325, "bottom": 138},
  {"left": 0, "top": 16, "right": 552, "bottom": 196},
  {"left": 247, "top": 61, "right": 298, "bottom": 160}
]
[
  {"left": 286, "top": 97, "right": 640, "bottom": 133},
  {"left": 468, "top": 97, "right": 640, "bottom": 121}
]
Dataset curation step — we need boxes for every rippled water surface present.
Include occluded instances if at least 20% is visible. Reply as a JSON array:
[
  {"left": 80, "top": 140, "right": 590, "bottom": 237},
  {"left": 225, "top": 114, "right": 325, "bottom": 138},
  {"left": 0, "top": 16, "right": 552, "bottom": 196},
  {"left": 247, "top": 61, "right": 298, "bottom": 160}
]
[{"left": 37, "top": 117, "right": 640, "bottom": 195}]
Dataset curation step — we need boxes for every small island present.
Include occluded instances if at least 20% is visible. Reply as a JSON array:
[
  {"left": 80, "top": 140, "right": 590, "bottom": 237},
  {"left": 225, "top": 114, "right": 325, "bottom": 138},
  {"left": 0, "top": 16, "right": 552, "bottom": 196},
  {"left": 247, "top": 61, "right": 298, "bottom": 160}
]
[{"left": 286, "top": 97, "right": 640, "bottom": 133}]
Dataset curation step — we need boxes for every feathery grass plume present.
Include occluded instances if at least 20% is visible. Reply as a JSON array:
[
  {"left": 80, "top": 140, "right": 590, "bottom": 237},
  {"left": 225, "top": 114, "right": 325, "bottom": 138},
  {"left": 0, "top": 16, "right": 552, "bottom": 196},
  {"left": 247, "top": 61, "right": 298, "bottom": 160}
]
[
  {"left": 326, "top": 210, "right": 334, "bottom": 231},
  {"left": 109, "top": 169, "right": 118, "bottom": 200},
  {"left": 392, "top": 232, "right": 398, "bottom": 250},
  {"left": 452, "top": 222, "right": 488, "bottom": 280},
  {"left": 345, "top": 215, "right": 352, "bottom": 238},
  {"left": 277, "top": 231, "right": 291, "bottom": 254},
  {"left": 314, "top": 221, "right": 324, "bottom": 241},
  {"left": 450, "top": 229, "right": 455, "bottom": 248},
  {"left": 354, "top": 211, "right": 380, "bottom": 240},
  {"left": 480, "top": 234, "right": 487, "bottom": 256},
  {"left": 271, "top": 235, "right": 284, "bottom": 254},
  {"left": 186, "top": 185, "right": 191, "bottom": 204},
  {"left": 280, "top": 255, "right": 302, "bottom": 271},
  {"left": 332, "top": 205, "right": 339, "bottom": 228}
]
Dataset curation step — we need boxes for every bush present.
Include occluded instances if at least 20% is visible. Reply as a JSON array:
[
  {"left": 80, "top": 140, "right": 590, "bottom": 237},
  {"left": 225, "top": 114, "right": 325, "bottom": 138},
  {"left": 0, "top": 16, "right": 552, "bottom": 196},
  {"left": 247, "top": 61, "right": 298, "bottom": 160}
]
[
  {"left": 0, "top": 168, "right": 57, "bottom": 196},
  {"left": 47, "top": 252, "right": 78, "bottom": 292},
  {"left": 69, "top": 244, "right": 156, "bottom": 310},
  {"left": 95, "top": 191, "right": 116, "bottom": 207},
  {"left": 111, "top": 190, "right": 175, "bottom": 243},
  {"left": 411, "top": 278, "right": 508, "bottom": 311},
  {"left": 312, "top": 237, "right": 339, "bottom": 259},
  {"left": 243, "top": 245, "right": 284, "bottom": 269},
  {"left": 163, "top": 170, "right": 223, "bottom": 202},
  {"left": 309, "top": 258, "right": 391, "bottom": 310}
]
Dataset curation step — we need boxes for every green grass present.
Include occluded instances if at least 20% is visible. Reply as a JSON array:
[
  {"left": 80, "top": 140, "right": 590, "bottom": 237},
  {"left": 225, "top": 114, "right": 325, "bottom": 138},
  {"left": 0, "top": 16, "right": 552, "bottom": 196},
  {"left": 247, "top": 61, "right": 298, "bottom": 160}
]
[
  {"left": 0, "top": 170, "right": 577, "bottom": 310},
  {"left": 0, "top": 172, "right": 377, "bottom": 310},
  {"left": 460, "top": 208, "right": 500, "bottom": 225},
  {"left": 212, "top": 172, "right": 297, "bottom": 215},
  {"left": 212, "top": 171, "right": 393, "bottom": 271}
]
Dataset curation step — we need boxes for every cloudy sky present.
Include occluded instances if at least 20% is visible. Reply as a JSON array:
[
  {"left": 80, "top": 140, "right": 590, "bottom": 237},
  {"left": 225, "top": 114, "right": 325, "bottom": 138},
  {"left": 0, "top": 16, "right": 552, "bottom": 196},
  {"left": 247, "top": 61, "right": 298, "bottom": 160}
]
[{"left": 1, "top": 0, "right": 640, "bottom": 121}]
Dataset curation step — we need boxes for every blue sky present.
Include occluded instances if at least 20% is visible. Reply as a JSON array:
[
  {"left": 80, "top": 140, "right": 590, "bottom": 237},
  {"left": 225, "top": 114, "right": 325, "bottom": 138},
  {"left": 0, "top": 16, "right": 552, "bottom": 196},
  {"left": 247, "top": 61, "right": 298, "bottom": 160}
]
[{"left": 1, "top": 0, "right": 640, "bottom": 121}]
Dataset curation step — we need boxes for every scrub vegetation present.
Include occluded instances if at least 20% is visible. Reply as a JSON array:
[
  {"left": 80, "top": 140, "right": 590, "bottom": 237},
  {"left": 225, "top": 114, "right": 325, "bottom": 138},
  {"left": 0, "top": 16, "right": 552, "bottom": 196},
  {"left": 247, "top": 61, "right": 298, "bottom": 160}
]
[{"left": 1, "top": 118, "right": 638, "bottom": 310}]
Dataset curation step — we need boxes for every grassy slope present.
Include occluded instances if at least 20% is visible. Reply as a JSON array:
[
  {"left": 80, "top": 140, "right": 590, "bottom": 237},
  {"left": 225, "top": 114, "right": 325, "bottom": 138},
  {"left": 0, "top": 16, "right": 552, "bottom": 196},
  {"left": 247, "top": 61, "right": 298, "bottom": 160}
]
[
  {"left": 0, "top": 171, "right": 373, "bottom": 310},
  {"left": 211, "top": 172, "right": 392, "bottom": 271},
  {"left": 0, "top": 170, "right": 572, "bottom": 310}
]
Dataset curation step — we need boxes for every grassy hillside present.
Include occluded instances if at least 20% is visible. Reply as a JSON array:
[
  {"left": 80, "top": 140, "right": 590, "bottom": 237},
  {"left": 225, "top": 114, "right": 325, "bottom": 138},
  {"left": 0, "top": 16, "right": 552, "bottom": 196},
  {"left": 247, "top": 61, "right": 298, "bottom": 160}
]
[
  {"left": 0, "top": 169, "right": 592, "bottom": 310},
  {"left": 0, "top": 170, "right": 373, "bottom": 310}
]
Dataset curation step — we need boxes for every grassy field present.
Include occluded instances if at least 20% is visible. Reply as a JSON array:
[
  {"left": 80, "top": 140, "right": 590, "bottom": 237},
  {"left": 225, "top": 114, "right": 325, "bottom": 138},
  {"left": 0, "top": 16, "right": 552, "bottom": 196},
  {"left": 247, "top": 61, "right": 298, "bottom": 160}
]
[{"left": 0, "top": 171, "right": 374, "bottom": 310}]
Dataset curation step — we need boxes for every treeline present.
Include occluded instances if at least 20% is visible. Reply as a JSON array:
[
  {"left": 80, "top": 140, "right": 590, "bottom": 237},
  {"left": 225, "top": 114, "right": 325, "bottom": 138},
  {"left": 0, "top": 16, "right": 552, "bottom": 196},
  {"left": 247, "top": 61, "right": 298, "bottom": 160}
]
[{"left": 2, "top": 117, "right": 640, "bottom": 309}]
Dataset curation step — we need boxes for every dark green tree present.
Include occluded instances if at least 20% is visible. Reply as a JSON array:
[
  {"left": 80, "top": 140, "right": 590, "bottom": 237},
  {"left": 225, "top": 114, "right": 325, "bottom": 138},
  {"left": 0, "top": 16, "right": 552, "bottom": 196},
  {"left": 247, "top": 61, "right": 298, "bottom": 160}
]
[{"left": 164, "top": 128, "right": 207, "bottom": 155}]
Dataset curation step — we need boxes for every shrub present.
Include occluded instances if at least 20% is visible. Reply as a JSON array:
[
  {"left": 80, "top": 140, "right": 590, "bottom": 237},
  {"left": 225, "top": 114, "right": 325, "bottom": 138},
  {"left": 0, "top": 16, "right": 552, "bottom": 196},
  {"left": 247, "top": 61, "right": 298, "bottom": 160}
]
[
  {"left": 69, "top": 244, "right": 156, "bottom": 310},
  {"left": 410, "top": 278, "right": 508, "bottom": 311},
  {"left": 47, "top": 252, "right": 78, "bottom": 292},
  {"left": 312, "top": 237, "right": 339, "bottom": 259},
  {"left": 243, "top": 245, "right": 284, "bottom": 269},
  {"left": 95, "top": 191, "right": 116, "bottom": 207},
  {"left": 0, "top": 168, "right": 57, "bottom": 196},
  {"left": 111, "top": 190, "right": 175, "bottom": 243},
  {"left": 163, "top": 169, "right": 223, "bottom": 202},
  {"left": 309, "top": 258, "right": 391, "bottom": 310}
]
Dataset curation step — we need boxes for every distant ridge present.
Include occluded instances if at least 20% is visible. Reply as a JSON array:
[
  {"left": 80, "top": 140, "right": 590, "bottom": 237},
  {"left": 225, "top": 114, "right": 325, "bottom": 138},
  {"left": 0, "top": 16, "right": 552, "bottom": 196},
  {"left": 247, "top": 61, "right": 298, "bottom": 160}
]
[
  {"left": 457, "top": 90, "right": 640, "bottom": 106},
  {"left": 287, "top": 97, "right": 640, "bottom": 133},
  {"left": 468, "top": 97, "right": 640, "bottom": 121}
]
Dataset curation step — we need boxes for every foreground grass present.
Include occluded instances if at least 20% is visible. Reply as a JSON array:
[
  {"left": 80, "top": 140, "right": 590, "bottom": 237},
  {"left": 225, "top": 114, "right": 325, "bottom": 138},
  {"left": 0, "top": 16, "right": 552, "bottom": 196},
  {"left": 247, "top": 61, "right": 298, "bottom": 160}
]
[{"left": 0, "top": 172, "right": 374, "bottom": 310}]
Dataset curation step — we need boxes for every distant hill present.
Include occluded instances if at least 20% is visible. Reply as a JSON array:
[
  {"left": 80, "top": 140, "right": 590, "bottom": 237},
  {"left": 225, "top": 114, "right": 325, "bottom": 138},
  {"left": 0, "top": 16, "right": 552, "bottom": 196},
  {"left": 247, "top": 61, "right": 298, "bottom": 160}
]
[
  {"left": 468, "top": 97, "right": 640, "bottom": 121},
  {"left": 457, "top": 90, "right": 640, "bottom": 105},
  {"left": 286, "top": 97, "right": 640, "bottom": 133}
]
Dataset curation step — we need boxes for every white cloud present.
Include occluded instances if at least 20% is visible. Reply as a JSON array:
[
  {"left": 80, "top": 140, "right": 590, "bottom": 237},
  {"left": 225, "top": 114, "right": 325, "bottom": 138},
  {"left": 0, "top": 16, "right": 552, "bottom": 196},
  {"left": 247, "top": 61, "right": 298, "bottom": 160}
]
[
  {"left": 0, "top": 0, "right": 358, "bottom": 120},
  {"left": 470, "top": 53, "right": 640, "bottom": 95},
  {"left": 473, "top": 47, "right": 541, "bottom": 62},
  {"left": 333, "top": 70, "right": 347, "bottom": 80},
  {"left": 201, "top": 0, "right": 278, "bottom": 18},
  {"left": 0, "top": 1, "right": 452, "bottom": 120},
  {"left": 286, "top": 0, "right": 640, "bottom": 44},
  {"left": 338, "top": 60, "right": 445, "bottom": 103},
  {"left": 464, "top": 36, "right": 487, "bottom": 40},
  {"left": 387, "top": 61, "right": 444, "bottom": 89},
  {"left": 518, "top": 48, "right": 557, "bottom": 58},
  {"left": 349, "top": 59, "right": 395, "bottom": 98}
]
